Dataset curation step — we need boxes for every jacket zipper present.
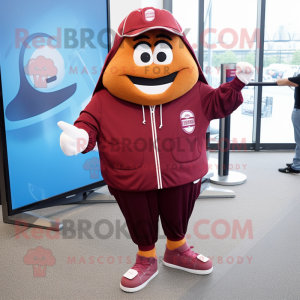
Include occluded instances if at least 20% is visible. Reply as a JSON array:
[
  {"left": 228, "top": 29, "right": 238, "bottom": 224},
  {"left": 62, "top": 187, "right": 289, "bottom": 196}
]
[{"left": 149, "top": 106, "right": 163, "bottom": 189}]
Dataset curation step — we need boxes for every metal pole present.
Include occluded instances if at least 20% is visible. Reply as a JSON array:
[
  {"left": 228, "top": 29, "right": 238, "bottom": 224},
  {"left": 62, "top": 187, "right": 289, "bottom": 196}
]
[
  {"left": 218, "top": 64, "right": 235, "bottom": 177},
  {"left": 207, "top": 0, "right": 212, "bottom": 84},
  {"left": 210, "top": 63, "right": 247, "bottom": 186},
  {"left": 252, "top": 0, "right": 266, "bottom": 151},
  {"left": 163, "top": 0, "right": 172, "bottom": 12},
  {"left": 247, "top": 82, "right": 277, "bottom": 86},
  {"left": 197, "top": 1, "right": 235, "bottom": 198},
  {"left": 198, "top": 0, "right": 205, "bottom": 66}
]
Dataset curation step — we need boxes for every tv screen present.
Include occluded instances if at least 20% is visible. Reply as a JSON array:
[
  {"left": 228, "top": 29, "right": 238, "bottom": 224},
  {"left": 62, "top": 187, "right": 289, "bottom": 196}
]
[{"left": 0, "top": 0, "right": 109, "bottom": 211}]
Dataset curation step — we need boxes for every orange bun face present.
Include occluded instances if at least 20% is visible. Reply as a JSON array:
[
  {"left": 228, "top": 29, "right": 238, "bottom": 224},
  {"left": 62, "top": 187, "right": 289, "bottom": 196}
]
[{"left": 102, "top": 30, "right": 198, "bottom": 106}]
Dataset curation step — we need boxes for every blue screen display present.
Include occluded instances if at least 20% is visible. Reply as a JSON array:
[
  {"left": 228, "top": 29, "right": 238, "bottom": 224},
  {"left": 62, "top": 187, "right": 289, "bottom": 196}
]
[{"left": 0, "top": 0, "right": 108, "bottom": 209}]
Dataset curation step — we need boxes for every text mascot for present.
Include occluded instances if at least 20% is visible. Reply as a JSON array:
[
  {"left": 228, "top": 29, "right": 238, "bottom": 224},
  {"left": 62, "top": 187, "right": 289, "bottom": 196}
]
[{"left": 58, "top": 7, "right": 254, "bottom": 293}]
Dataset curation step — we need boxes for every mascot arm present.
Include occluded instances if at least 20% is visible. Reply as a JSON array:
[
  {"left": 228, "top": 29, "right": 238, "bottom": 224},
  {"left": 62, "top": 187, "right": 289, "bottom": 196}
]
[
  {"left": 200, "top": 62, "right": 255, "bottom": 121},
  {"left": 74, "top": 93, "right": 102, "bottom": 154},
  {"left": 200, "top": 76, "right": 246, "bottom": 121}
]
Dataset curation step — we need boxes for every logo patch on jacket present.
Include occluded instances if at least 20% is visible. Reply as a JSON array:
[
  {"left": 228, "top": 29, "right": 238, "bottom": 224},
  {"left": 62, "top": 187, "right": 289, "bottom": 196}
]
[{"left": 180, "top": 110, "right": 195, "bottom": 134}]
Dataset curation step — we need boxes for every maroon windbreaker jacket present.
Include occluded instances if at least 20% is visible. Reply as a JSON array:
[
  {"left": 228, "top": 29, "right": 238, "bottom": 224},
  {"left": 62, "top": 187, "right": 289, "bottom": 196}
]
[{"left": 74, "top": 76, "right": 245, "bottom": 191}]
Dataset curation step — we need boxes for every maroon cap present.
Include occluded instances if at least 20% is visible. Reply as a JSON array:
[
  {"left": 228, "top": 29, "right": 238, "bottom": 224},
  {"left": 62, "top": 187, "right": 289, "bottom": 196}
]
[
  {"left": 117, "top": 7, "right": 183, "bottom": 38},
  {"left": 93, "top": 7, "right": 208, "bottom": 95}
]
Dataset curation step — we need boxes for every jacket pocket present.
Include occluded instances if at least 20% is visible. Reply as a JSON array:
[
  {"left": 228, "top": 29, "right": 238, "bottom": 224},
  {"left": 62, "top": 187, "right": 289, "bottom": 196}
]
[
  {"left": 104, "top": 141, "right": 144, "bottom": 170},
  {"left": 170, "top": 136, "right": 201, "bottom": 163}
]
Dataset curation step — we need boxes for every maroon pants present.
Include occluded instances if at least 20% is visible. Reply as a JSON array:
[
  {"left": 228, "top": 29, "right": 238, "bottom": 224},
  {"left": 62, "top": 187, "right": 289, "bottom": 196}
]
[{"left": 108, "top": 181, "right": 201, "bottom": 251}]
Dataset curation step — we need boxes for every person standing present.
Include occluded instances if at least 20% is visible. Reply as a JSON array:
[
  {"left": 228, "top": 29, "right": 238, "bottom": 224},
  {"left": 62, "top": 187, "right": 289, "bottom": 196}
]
[{"left": 277, "top": 74, "right": 300, "bottom": 174}]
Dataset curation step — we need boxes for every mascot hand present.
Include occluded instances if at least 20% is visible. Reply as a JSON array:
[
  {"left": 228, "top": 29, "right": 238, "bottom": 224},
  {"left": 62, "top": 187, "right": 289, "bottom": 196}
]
[
  {"left": 236, "top": 62, "right": 255, "bottom": 85},
  {"left": 57, "top": 121, "right": 89, "bottom": 156}
]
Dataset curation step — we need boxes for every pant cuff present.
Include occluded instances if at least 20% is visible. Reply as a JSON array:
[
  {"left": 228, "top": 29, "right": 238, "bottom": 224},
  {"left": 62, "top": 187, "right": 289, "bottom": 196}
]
[
  {"left": 166, "top": 235, "right": 185, "bottom": 242},
  {"left": 138, "top": 244, "right": 155, "bottom": 251}
]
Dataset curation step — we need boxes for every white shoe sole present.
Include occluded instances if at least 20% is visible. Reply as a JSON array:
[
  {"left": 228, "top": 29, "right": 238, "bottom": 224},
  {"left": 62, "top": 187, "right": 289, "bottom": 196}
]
[
  {"left": 120, "top": 270, "right": 159, "bottom": 293},
  {"left": 163, "top": 260, "right": 213, "bottom": 275}
]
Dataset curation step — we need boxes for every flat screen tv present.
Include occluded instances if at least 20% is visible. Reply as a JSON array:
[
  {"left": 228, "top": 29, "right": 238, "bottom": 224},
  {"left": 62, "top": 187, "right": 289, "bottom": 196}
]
[{"left": 0, "top": 0, "right": 110, "bottom": 218}]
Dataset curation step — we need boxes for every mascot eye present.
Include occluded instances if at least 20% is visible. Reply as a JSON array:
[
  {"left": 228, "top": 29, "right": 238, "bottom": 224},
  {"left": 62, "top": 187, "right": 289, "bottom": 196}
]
[
  {"left": 141, "top": 53, "right": 151, "bottom": 63},
  {"left": 153, "top": 42, "right": 173, "bottom": 65},
  {"left": 133, "top": 43, "right": 153, "bottom": 66}
]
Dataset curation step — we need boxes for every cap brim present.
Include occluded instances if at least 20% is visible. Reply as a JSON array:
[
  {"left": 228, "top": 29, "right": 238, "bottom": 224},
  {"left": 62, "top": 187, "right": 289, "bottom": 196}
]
[{"left": 118, "top": 26, "right": 183, "bottom": 37}]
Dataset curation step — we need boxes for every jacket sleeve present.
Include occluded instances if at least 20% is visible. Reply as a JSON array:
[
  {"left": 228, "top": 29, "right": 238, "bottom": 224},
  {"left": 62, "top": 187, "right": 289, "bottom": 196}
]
[
  {"left": 74, "top": 93, "right": 102, "bottom": 154},
  {"left": 200, "top": 76, "right": 245, "bottom": 121},
  {"left": 288, "top": 74, "right": 300, "bottom": 86}
]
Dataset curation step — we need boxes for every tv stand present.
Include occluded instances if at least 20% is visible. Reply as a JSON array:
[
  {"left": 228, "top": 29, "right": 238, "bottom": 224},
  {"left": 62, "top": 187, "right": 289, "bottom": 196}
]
[
  {"left": 70, "top": 185, "right": 116, "bottom": 204},
  {"left": 6, "top": 211, "right": 63, "bottom": 231}
]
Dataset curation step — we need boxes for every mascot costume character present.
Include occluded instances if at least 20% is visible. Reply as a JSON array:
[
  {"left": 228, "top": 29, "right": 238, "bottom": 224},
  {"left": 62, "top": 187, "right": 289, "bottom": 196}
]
[{"left": 58, "top": 7, "right": 254, "bottom": 293}]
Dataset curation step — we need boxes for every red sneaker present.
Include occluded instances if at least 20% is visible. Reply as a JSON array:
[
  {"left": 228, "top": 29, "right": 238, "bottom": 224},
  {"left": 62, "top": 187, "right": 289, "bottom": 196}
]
[
  {"left": 163, "top": 242, "right": 213, "bottom": 275},
  {"left": 120, "top": 254, "right": 158, "bottom": 292}
]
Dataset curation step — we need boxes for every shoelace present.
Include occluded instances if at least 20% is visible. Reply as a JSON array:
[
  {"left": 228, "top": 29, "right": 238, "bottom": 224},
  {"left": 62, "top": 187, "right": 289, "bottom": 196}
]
[
  {"left": 180, "top": 246, "right": 199, "bottom": 260},
  {"left": 132, "top": 257, "right": 152, "bottom": 274}
]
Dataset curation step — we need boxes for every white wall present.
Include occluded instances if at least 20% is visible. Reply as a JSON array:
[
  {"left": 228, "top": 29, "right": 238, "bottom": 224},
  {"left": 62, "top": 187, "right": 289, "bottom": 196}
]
[
  {"left": 173, "top": 0, "right": 199, "bottom": 49},
  {"left": 141, "top": 0, "right": 163, "bottom": 9},
  {"left": 109, "top": 0, "right": 163, "bottom": 36},
  {"left": 109, "top": 0, "right": 141, "bottom": 36}
]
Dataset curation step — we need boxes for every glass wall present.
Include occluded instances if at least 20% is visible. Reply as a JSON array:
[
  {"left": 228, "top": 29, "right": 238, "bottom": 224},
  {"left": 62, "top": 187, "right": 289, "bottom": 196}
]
[
  {"left": 260, "top": 0, "right": 300, "bottom": 143},
  {"left": 172, "top": 0, "right": 298, "bottom": 149},
  {"left": 203, "top": 0, "right": 258, "bottom": 145}
]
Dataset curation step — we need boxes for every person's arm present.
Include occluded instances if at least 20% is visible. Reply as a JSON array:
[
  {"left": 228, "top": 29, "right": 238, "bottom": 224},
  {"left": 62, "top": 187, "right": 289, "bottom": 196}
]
[{"left": 277, "top": 76, "right": 300, "bottom": 87}]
